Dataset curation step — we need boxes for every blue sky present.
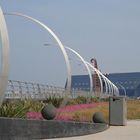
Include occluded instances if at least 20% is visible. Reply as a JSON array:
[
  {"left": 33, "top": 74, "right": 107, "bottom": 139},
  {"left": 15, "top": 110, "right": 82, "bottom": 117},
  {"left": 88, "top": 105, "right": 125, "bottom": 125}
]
[{"left": 0, "top": 0, "right": 140, "bottom": 87}]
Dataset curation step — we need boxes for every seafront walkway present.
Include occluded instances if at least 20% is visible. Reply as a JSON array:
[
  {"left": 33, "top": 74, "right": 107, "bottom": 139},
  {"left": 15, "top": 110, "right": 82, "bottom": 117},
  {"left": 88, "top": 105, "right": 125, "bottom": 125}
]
[{"left": 47, "top": 120, "right": 140, "bottom": 140}]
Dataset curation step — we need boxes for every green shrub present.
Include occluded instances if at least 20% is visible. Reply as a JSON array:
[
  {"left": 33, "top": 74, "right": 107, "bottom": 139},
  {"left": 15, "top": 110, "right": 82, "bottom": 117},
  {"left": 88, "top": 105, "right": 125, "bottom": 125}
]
[
  {"left": 43, "top": 96, "right": 63, "bottom": 107},
  {"left": 0, "top": 100, "right": 44, "bottom": 118}
]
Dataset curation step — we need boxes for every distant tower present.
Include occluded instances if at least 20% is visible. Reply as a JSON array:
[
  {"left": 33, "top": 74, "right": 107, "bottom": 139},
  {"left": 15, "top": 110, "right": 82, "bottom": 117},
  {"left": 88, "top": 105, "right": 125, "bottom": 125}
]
[{"left": 90, "top": 58, "right": 101, "bottom": 97}]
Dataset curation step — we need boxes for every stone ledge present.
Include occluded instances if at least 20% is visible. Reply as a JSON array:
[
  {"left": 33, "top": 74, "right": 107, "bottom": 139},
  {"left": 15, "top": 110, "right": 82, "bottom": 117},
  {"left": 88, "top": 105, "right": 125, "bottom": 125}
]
[{"left": 0, "top": 117, "right": 108, "bottom": 139}]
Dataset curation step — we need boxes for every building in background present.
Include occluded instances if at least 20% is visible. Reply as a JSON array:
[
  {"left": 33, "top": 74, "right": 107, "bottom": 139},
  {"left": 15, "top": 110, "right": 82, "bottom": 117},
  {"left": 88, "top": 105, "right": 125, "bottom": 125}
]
[{"left": 71, "top": 72, "right": 140, "bottom": 98}]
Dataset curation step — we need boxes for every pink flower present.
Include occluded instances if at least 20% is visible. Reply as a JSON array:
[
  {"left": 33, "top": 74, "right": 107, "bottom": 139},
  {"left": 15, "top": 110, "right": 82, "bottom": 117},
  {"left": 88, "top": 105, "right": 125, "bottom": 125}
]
[
  {"left": 56, "top": 103, "right": 100, "bottom": 113},
  {"left": 26, "top": 112, "right": 43, "bottom": 120}
]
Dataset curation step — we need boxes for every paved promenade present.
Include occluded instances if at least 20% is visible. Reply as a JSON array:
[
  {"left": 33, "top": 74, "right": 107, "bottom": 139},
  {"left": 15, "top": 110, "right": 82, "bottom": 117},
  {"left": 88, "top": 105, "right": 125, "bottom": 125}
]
[{"left": 47, "top": 120, "right": 140, "bottom": 140}]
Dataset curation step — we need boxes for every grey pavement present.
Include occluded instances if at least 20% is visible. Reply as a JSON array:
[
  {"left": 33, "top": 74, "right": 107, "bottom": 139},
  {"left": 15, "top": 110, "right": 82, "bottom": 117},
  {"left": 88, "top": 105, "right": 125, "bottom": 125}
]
[{"left": 46, "top": 120, "right": 140, "bottom": 140}]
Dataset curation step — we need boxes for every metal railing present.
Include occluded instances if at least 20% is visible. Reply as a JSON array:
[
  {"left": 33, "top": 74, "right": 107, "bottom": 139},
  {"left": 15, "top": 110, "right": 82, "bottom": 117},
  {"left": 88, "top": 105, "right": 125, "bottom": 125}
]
[
  {"left": 5, "top": 80, "right": 66, "bottom": 100},
  {"left": 5, "top": 80, "right": 90, "bottom": 100}
]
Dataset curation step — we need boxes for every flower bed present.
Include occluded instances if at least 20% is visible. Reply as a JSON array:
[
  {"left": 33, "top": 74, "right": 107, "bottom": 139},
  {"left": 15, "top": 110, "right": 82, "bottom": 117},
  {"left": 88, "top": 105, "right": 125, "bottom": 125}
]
[
  {"left": 55, "top": 102, "right": 108, "bottom": 122},
  {"left": 26, "top": 102, "right": 108, "bottom": 122}
]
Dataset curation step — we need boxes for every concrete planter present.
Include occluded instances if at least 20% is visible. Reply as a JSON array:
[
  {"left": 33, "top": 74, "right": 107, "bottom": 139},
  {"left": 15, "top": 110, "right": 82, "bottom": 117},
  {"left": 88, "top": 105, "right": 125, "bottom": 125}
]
[{"left": 0, "top": 117, "right": 108, "bottom": 139}]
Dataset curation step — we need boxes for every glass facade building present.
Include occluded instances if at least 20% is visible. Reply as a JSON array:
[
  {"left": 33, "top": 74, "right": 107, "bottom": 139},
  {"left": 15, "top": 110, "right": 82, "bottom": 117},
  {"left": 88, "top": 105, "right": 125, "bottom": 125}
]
[{"left": 71, "top": 72, "right": 140, "bottom": 97}]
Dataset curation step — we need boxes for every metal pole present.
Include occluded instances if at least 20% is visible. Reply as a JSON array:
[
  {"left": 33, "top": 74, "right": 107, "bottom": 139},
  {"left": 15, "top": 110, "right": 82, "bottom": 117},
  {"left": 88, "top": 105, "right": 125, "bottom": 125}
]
[{"left": 0, "top": 7, "right": 10, "bottom": 105}]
